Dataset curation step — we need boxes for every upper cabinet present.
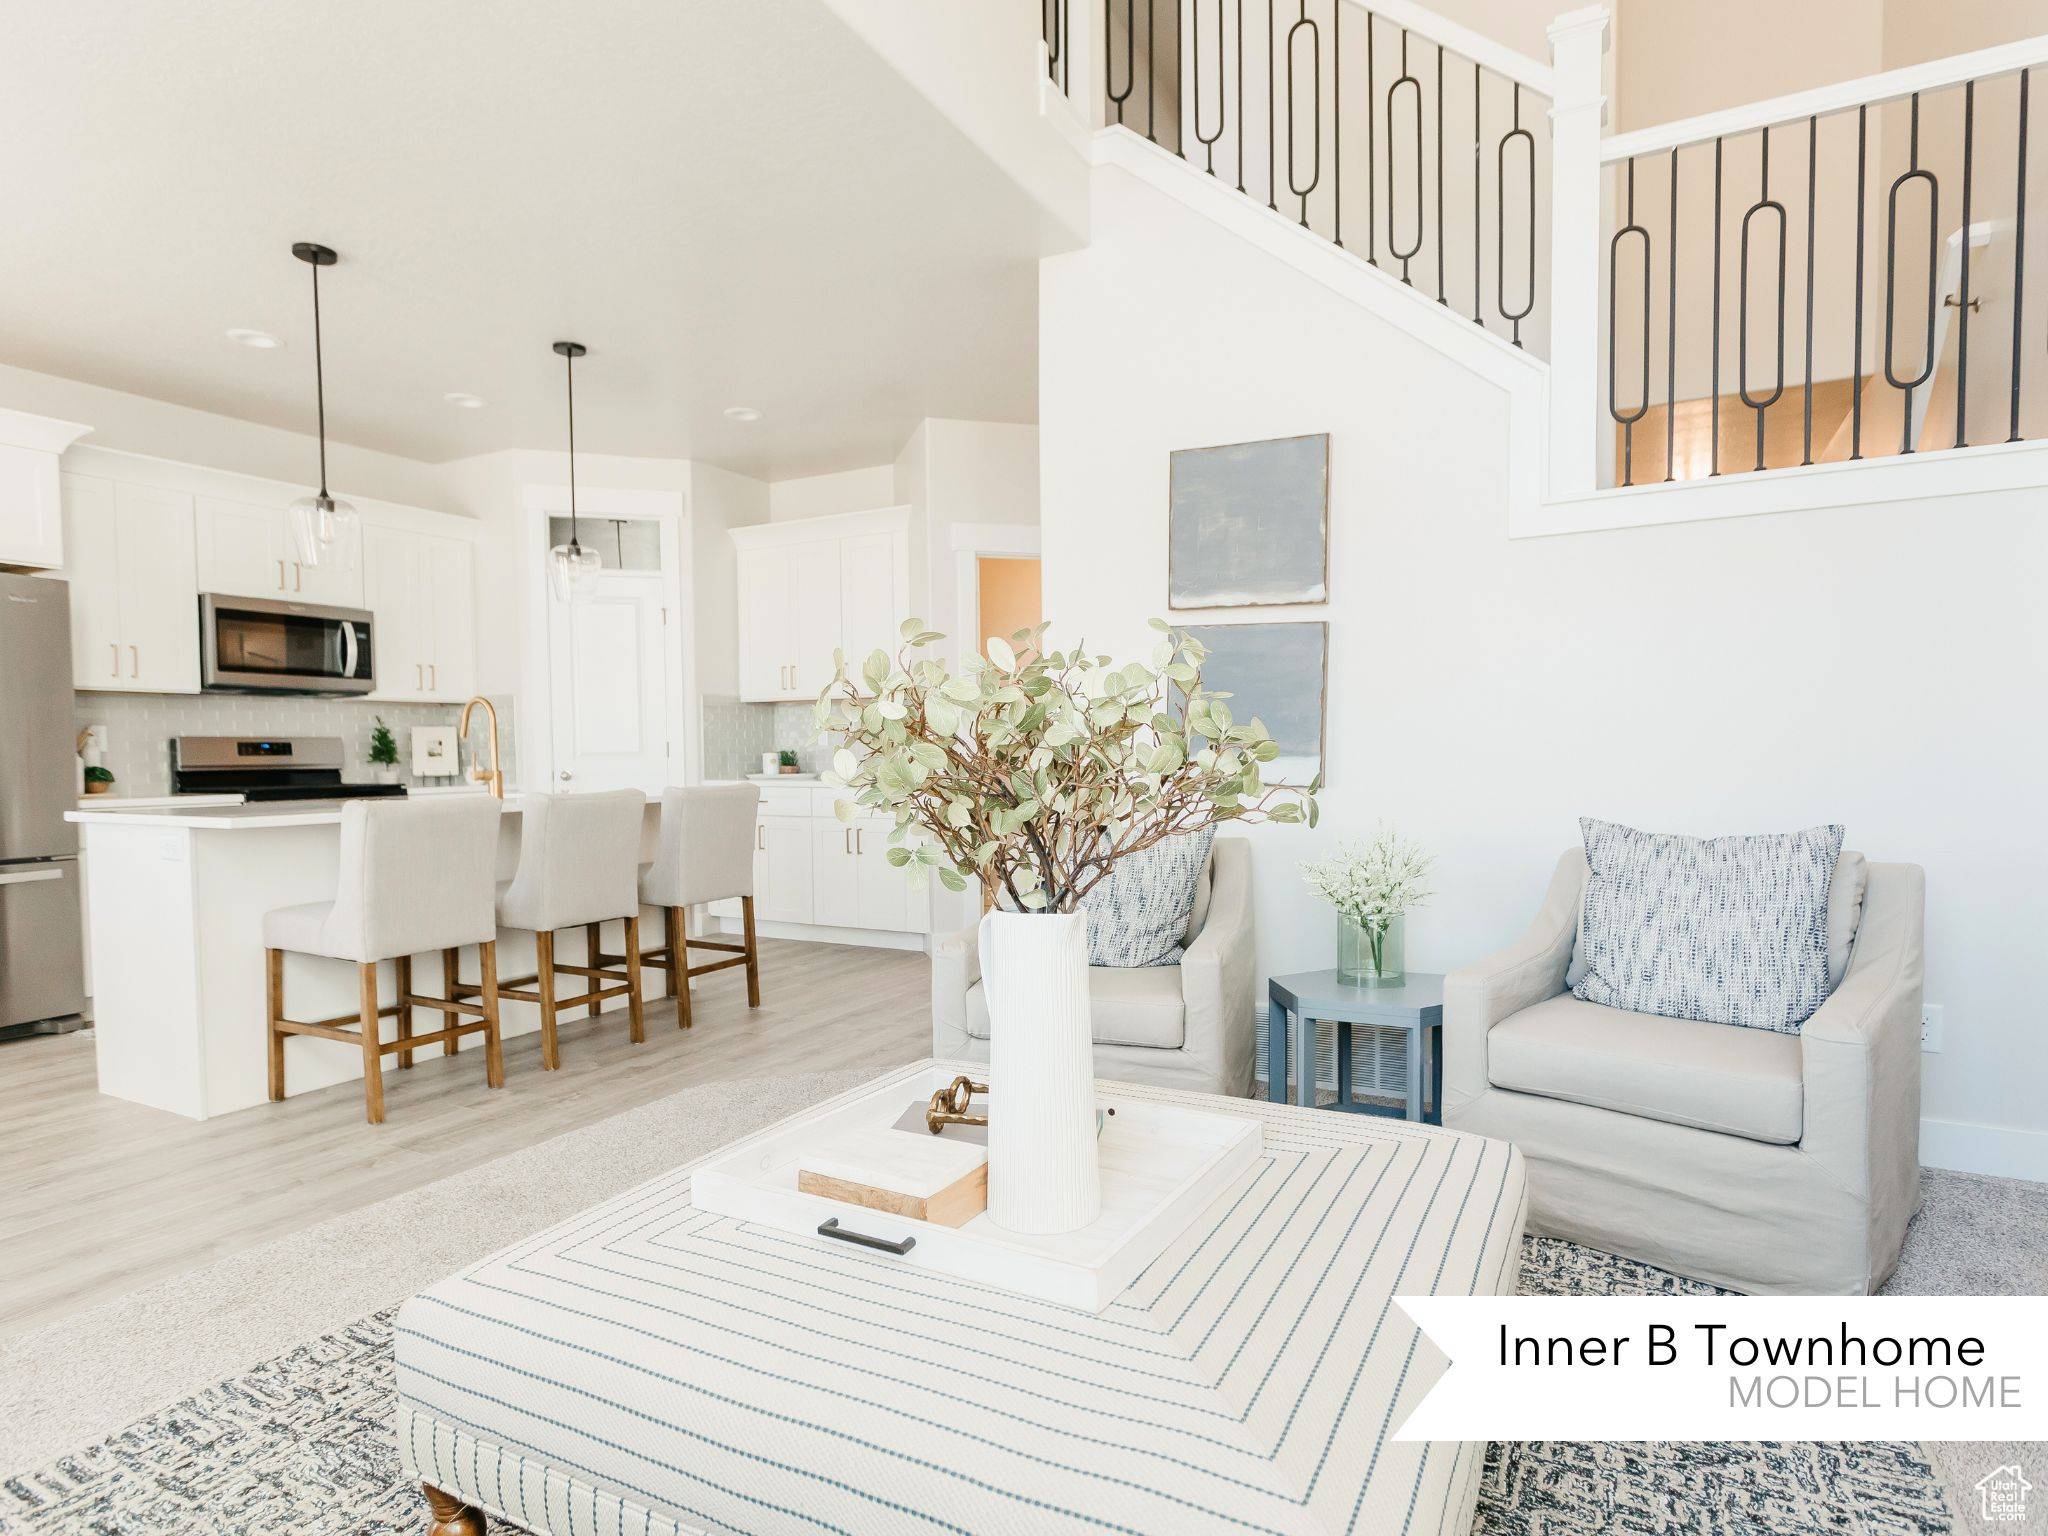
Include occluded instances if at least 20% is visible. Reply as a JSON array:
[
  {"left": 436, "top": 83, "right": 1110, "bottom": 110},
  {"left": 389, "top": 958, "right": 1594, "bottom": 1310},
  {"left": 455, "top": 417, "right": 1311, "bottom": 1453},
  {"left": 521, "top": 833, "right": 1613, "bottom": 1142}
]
[
  {"left": 362, "top": 524, "right": 477, "bottom": 702},
  {"left": 63, "top": 475, "right": 201, "bottom": 693},
  {"left": 194, "top": 496, "right": 363, "bottom": 608},
  {"left": 732, "top": 508, "right": 910, "bottom": 703},
  {"left": 0, "top": 410, "right": 92, "bottom": 568}
]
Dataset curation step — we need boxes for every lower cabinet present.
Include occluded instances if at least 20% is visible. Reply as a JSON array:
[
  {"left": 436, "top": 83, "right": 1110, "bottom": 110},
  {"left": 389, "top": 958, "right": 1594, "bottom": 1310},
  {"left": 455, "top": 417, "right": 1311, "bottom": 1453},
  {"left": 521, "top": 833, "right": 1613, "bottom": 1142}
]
[{"left": 711, "top": 786, "right": 929, "bottom": 939}]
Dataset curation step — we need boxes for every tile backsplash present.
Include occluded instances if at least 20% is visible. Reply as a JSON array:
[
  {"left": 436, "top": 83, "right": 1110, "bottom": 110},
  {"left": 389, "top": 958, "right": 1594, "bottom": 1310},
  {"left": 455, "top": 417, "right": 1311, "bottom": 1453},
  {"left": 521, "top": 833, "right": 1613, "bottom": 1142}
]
[
  {"left": 73, "top": 693, "right": 515, "bottom": 799},
  {"left": 697, "top": 697, "right": 832, "bottom": 779}
]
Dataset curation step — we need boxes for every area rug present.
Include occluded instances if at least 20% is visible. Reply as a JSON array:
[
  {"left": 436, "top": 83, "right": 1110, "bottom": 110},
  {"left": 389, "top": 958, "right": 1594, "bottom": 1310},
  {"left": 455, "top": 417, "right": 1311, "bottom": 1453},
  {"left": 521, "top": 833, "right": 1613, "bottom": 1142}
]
[{"left": 0, "top": 1232, "right": 1952, "bottom": 1536}]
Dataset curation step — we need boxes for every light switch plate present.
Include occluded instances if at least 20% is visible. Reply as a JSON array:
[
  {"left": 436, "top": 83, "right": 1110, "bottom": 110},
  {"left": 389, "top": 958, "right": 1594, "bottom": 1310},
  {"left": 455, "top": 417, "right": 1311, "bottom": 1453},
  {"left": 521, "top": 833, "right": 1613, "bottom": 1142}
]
[{"left": 1920, "top": 1004, "right": 1944, "bottom": 1053}]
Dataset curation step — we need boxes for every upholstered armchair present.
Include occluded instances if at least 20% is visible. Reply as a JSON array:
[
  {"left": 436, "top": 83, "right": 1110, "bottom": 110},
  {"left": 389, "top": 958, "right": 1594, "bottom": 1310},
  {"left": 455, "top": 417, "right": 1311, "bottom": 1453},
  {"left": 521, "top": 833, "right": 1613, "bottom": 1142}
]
[
  {"left": 931, "top": 838, "right": 1259, "bottom": 1096},
  {"left": 1444, "top": 849, "right": 1924, "bottom": 1296}
]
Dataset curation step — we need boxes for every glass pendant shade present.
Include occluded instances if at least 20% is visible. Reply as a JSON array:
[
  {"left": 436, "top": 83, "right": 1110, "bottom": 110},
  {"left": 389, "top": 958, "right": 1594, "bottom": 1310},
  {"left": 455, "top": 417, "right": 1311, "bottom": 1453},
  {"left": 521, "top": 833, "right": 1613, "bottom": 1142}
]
[
  {"left": 289, "top": 491, "right": 359, "bottom": 569},
  {"left": 548, "top": 537, "right": 600, "bottom": 601}
]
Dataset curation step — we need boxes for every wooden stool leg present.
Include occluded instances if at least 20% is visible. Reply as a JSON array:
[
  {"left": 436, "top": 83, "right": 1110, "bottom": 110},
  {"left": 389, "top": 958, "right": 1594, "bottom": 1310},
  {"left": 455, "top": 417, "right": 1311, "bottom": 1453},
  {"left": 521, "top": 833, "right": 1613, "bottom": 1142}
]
[
  {"left": 741, "top": 894, "right": 762, "bottom": 1008},
  {"left": 479, "top": 939, "right": 504, "bottom": 1089},
  {"left": 359, "top": 961, "right": 385, "bottom": 1125},
  {"left": 674, "top": 914, "right": 692, "bottom": 1030},
  {"left": 623, "top": 914, "right": 646, "bottom": 1043},
  {"left": 395, "top": 954, "right": 415, "bottom": 1069},
  {"left": 536, "top": 929, "right": 560, "bottom": 1070},
  {"left": 662, "top": 906, "right": 680, "bottom": 999},
  {"left": 585, "top": 922, "right": 603, "bottom": 1018},
  {"left": 422, "top": 1483, "right": 486, "bottom": 1536},
  {"left": 441, "top": 947, "right": 462, "bottom": 1055},
  {"left": 265, "top": 948, "right": 286, "bottom": 1101}
]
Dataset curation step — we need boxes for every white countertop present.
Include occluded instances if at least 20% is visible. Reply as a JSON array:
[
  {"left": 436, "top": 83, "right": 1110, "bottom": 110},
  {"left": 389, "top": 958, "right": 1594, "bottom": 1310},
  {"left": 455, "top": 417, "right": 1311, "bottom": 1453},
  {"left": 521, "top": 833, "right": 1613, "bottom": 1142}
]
[{"left": 68, "top": 785, "right": 507, "bottom": 831}]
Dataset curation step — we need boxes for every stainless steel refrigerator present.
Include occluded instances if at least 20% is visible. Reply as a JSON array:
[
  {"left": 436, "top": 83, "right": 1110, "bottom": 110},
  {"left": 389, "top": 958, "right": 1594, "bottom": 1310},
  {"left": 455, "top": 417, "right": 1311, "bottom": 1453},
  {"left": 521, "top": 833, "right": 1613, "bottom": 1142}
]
[{"left": 0, "top": 571, "right": 86, "bottom": 1034}]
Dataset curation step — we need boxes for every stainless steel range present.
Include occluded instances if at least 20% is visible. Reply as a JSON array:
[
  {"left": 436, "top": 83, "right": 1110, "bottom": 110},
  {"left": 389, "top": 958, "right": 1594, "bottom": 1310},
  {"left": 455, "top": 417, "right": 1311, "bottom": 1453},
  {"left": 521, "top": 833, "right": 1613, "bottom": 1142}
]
[{"left": 172, "top": 737, "right": 409, "bottom": 802}]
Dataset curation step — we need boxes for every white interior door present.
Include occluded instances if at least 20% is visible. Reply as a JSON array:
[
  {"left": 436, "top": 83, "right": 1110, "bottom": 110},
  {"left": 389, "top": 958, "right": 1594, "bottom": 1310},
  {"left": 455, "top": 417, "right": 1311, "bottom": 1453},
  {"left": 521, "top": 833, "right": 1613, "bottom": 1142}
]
[{"left": 548, "top": 572, "right": 672, "bottom": 791}]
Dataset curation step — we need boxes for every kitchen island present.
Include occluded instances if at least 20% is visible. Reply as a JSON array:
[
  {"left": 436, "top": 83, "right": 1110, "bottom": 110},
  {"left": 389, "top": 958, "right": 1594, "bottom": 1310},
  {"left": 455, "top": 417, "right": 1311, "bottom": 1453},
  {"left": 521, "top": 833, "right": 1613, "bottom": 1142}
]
[{"left": 67, "top": 794, "right": 664, "bottom": 1120}]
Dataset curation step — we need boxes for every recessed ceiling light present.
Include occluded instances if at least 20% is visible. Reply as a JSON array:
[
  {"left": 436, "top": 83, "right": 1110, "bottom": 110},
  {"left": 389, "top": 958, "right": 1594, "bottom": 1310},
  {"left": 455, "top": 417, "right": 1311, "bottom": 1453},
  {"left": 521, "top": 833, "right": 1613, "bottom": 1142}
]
[
  {"left": 443, "top": 392, "right": 486, "bottom": 409},
  {"left": 723, "top": 405, "right": 762, "bottom": 422},
  {"left": 226, "top": 328, "right": 283, "bottom": 349}
]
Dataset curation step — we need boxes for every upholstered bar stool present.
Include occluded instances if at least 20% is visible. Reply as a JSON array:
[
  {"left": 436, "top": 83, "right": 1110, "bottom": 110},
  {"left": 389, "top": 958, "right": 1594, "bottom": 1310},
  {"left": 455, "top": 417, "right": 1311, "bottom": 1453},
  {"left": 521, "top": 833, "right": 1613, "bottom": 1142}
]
[
  {"left": 475, "top": 789, "right": 647, "bottom": 1068},
  {"left": 634, "top": 783, "right": 763, "bottom": 1029},
  {"left": 264, "top": 796, "right": 505, "bottom": 1126}
]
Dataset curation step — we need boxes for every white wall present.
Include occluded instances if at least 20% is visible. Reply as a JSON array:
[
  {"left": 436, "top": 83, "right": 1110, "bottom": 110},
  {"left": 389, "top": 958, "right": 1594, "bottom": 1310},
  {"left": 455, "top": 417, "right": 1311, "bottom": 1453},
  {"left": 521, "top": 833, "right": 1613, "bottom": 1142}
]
[
  {"left": 767, "top": 464, "right": 898, "bottom": 521},
  {"left": 690, "top": 461, "right": 771, "bottom": 697},
  {"left": 1040, "top": 163, "right": 2048, "bottom": 1176},
  {"left": 0, "top": 361, "right": 464, "bottom": 514},
  {"left": 894, "top": 417, "right": 1041, "bottom": 653}
]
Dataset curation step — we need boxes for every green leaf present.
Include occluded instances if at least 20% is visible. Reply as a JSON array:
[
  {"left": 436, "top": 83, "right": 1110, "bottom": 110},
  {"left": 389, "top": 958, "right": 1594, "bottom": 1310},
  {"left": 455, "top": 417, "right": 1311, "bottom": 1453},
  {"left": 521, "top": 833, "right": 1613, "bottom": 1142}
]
[
  {"left": 986, "top": 635, "right": 1017, "bottom": 671},
  {"left": 899, "top": 616, "right": 926, "bottom": 640},
  {"left": 937, "top": 867, "right": 968, "bottom": 892},
  {"left": 886, "top": 845, "right": 913, "bottom": 866}
]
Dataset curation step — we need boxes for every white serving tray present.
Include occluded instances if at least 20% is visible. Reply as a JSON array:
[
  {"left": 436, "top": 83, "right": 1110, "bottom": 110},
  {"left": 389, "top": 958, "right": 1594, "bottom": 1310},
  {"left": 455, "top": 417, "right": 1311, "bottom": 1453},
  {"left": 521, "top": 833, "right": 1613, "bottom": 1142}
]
[{"left": 691, "top": 1062, "right": 1262, "bottom": 1312}]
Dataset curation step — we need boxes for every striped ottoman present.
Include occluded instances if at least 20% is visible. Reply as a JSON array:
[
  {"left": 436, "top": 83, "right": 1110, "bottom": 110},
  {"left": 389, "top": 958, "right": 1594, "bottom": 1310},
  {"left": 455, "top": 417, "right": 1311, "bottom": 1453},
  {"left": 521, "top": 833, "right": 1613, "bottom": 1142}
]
[{"left": 395, "top": 1070, "right": 1526, "bottom": 1536}]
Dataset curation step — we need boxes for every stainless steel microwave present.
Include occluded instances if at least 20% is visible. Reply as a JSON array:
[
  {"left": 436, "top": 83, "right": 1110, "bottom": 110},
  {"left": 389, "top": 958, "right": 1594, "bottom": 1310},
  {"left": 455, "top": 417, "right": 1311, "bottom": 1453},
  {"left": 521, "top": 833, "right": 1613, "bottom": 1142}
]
[{"left": 199, "top": 593, "right": 376, "bottom": 694}]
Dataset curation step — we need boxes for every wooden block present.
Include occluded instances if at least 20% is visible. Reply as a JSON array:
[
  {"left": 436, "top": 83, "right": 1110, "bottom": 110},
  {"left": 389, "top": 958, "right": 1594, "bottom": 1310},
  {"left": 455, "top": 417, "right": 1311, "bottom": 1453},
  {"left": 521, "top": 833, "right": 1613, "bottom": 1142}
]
[{"left": 797, "top": 1127, "right": 989, "bottom": 1228}]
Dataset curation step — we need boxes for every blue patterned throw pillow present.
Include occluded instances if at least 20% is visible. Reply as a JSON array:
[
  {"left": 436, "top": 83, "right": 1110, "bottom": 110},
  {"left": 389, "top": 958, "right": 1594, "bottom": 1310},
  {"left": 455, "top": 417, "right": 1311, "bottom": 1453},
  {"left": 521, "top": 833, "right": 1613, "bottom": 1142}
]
[
  {"left": 1572, "top": 817, "right": 1844, "bottom": 1033},
  {"left": 1079, "top": 827, "right": 1216, "bottom": 967}
]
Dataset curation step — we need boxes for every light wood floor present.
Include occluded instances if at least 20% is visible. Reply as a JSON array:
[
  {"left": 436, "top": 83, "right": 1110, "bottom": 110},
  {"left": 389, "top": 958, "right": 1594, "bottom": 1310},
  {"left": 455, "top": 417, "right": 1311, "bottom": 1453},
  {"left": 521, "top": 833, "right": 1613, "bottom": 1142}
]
[{"left": 0, "top": 937, "right": 930, "bottom": 1339}]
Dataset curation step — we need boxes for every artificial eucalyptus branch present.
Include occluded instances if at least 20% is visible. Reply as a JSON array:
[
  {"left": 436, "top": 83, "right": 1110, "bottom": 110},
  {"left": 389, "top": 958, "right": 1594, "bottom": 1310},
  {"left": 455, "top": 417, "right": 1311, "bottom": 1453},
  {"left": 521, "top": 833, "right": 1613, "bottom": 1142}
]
[{"left": 813, "top": 618, "right": 1319, "bottom": 913}]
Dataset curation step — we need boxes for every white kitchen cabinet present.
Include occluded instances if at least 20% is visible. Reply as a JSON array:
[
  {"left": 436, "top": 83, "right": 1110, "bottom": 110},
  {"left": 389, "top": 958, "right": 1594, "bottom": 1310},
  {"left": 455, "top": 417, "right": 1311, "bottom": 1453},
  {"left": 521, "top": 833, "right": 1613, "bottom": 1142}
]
[
  {"left": 813, "top": 816, "right": 922, "bottom": 932},
  {"left": 755, "top": 816, "right": 815, "bottom": 924},
  {"left": 194, "top": 496, "right": 363, "bottom": 608},
  {"left": 732, "top": 509, "right": 909, "bottom": 702},
  {"left": 362, "top": 524, "right": 477, "bottom": 702},
  {"left": 0, "top": 410, "right": 91, "bottom": 568},
  {"left": 64, "top": 475, "right": 201, "bottom": 693}
]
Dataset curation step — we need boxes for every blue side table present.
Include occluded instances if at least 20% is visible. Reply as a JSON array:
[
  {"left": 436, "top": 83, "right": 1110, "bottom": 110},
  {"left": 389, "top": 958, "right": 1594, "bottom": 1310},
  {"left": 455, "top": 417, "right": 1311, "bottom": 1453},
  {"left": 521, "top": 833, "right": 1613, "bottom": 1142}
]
[{"left": 1266, "top": 970, "right": 1445, "bottom": 1124}]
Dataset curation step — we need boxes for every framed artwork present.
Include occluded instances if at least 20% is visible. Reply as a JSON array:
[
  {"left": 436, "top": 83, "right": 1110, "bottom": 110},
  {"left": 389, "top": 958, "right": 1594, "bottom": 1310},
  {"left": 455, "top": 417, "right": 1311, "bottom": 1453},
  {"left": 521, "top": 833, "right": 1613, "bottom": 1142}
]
[
  {"left": 1180, "top": 621, "right": 1327, "bottom": 786},
  {"left": 1168, "top": 433, "right": 1329, "bottom": 608}
]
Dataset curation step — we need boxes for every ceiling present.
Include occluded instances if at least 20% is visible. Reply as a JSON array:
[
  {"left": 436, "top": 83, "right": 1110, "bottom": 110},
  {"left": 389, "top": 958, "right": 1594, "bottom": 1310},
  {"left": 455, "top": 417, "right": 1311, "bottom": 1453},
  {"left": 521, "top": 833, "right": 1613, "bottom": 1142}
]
[{"left": 0, "top": 2, "right": 1075, "bottom": 479}]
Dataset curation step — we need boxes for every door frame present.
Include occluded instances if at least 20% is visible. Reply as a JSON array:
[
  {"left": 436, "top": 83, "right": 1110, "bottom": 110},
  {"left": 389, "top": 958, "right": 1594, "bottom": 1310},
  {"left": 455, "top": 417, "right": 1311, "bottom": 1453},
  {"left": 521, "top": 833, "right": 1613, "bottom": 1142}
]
[
  {"left": 950, "top": 521, "right": 1041, "bottom": 666},
  {"left": 519, "top": 483, "right": 693, "bottom": 793}
]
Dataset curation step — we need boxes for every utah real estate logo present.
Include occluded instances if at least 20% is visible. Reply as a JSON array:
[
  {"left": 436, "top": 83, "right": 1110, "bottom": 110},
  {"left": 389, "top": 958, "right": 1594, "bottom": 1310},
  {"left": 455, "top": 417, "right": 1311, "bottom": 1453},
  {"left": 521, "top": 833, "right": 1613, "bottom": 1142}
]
[{"left": 1974, "top": 1464, "right": 2031, "bottom": 1524}]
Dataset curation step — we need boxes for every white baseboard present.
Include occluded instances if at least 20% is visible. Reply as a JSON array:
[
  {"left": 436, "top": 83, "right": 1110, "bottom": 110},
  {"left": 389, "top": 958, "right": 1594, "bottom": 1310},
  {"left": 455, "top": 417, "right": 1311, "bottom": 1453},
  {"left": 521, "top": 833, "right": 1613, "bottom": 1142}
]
[
  {"left": 1919, "top": 1118, "right": 2048, "bottom": 1183},
  {"left": 710, "top": 916, "right": 928, "bottom": 953}
]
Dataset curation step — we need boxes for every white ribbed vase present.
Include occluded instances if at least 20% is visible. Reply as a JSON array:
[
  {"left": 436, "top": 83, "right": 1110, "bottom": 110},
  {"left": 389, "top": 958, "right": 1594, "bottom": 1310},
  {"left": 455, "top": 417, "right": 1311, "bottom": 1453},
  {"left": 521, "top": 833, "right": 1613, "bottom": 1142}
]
[{"left": 977, "top": 909, "right": 1101, "bottom": 1235}]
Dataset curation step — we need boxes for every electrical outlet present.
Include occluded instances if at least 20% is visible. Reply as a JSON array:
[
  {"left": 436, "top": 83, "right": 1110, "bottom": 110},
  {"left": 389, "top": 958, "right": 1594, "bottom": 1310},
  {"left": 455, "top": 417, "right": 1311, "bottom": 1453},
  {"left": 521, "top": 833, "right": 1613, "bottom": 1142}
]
[{"left": 1920, "top": 1004, "right": 1944, "bottom": 1053}]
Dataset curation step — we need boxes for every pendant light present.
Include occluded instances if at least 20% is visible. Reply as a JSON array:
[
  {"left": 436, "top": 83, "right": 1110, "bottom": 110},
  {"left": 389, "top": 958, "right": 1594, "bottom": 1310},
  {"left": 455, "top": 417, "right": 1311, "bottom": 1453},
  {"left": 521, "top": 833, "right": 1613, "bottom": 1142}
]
[
  {"left": 547, "top": 340, "right": 600, "bottom": 600},
  {"left": 286, "top": 242, "right": 358, "bottom": 571}
]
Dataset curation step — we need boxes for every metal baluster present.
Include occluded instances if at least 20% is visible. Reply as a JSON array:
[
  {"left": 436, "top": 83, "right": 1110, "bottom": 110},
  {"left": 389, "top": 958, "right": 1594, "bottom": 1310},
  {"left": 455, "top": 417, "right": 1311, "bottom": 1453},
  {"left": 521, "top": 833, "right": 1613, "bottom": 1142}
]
[
  {"left": 1107, "top": 0, "right": 1134, "bottom": 125},
  {"left": 1365, "top": 14, "right": 1376, "bottom": 264},
  {"left": 1803, "top": 114, "right": 1817, "bottom": 466},
  {"left": 1852, "top": 104, "right": 1867, "bottom": 459},
  {"left": 1387, "top": 30, "right": 1422, "bottom": 284},
  {"left": 1435, "top": 42, "right": 1446, "bottom": 303},
  {"left": 1609, "top": 158, "right": 1652, "bottom": 487},
  {"left": 1473, "top": 60, "right": 1483, "bottom": 325},
  {"left": 2012, "top": 70, "right": 2030, "bottom": 443},
  {"left": 1666, "top": 144, "right": 1678, "bottom": 479},
  {"left": 1287, "top": 2, "right": 1321, "bottom": 225},
  {"left": 1739, "top": 124, "right": 1788, "bottom": 473},
  {"left": 1955, "top": 79, "right": 1974, "bottom": 448},
  {"left": 1237, "top": 0, "right": 1247, "bottom": 192},
  {"left": 1268, "top": 0, "right": 1277, "bottom": 209},
  {"left": 1884, "top": 92, "right": 1940, "bottom": 456},
  {"left": 1333, "top": 2, "right": 1343, "bottom": 246},
  {"left": 1147, "top": 0, "right": 1157, "bottom": 142},
  {"left": 1497, "top": 83, "right": 1533, "bottom": 348},
  {"left": 1194, "top": 0, "right": 1224, "bottom": 174},
  {"left": 1711, "top": 136, "right": 1723, "bottom": 476}
]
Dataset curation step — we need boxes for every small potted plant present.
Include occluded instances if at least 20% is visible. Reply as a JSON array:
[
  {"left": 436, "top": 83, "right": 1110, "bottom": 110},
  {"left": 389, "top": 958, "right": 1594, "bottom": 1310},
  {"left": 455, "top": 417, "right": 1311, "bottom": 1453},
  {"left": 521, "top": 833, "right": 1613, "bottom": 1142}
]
[
  {"left": 777, "top": 748, "right": 801, "bottom": 775},
  {"left": 83, "top": 765, "right": 116, "bottom": 796},
  {"left": 368, "top": 717, "right": 401, "bottom": 785},
  {"left": 1301, "top": 827, "right": 1433, "bottom": 988}
]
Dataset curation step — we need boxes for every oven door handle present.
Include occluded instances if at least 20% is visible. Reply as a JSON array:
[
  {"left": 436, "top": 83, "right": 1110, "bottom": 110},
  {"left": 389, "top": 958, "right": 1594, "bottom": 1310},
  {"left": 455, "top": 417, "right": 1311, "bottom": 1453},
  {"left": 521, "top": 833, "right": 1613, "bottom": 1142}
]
[{"left": 341, "top": 620, "right": 360, "bottom": 681}]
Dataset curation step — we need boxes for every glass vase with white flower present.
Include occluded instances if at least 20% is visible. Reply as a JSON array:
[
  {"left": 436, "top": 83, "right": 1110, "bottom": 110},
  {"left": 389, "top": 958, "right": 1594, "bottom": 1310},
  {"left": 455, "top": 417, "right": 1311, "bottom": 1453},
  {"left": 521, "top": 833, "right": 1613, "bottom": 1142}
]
[{"left": 1301, "top": 828, "right": 1434, "bottom": 987}]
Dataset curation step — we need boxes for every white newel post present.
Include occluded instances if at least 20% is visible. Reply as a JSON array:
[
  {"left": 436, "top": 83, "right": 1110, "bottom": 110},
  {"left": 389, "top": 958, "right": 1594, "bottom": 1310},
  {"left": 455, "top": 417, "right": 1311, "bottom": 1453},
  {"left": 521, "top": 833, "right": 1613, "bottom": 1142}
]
[
  {"left": 1064, "top": 0, "right": 1106, "bottom": 130},
  {"left": 979, "top": 909, "right": 1102, "bottom": 1235},
  {"left": 1544, "top": 6, "right": 1610, "bottom": 501}
]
